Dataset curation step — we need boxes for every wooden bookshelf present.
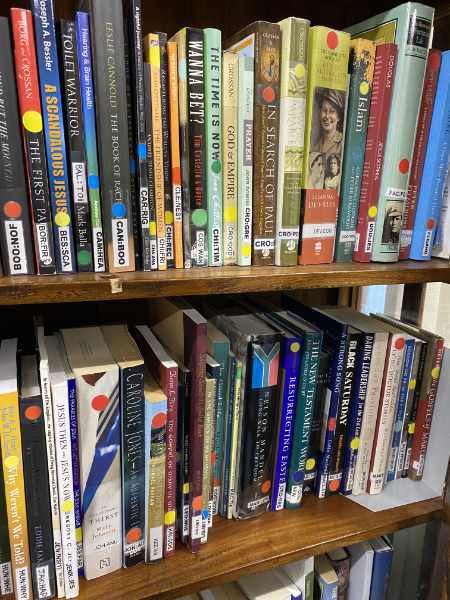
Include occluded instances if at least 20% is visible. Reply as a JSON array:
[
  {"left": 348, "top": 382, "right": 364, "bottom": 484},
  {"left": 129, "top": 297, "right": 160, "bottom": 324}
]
[
  {"left": 75, "top": 494, "right": 443, "bottom": 600},
  {"left": 0, "top": 258, "right": 449, "bottom": 305}
]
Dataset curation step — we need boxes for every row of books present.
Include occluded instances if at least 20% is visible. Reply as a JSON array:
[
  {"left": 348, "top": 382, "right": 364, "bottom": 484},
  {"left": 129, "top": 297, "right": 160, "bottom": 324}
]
[
  {"left": 0, "top": 295, "right": 443, "bottom": 599},
  {"left": 0, "top": 1, "right": 449, "bottom": 276},
  {"left": 183, "top": 538, "right": 393, "bottom": 600}
]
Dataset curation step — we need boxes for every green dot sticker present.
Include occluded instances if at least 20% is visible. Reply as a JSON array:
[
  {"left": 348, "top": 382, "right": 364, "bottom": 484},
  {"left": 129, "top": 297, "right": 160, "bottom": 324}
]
[
  {"left": 212, "top": 160, "right": 221, "bottom": 174},
  {"left": 78, "top": 250, "right": 91, "bottom": 267},
  {"left": 192, "top": 208, "right": 207, "bottom": 228}
]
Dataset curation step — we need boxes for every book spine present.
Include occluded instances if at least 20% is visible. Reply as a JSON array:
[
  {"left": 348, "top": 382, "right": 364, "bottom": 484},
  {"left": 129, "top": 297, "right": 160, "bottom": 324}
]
[
  {"left": 0, "top": 18, "right": 35, "bottom": 276},
  {"left": 121, "top": 364, "right": 145, "bottom": 566},
  {"left": 353, "top": 44, "right": 397, "bottom": 262},
  {"left": 162, "top": 365, "right": 178, "bottom": 558},
  {"left": 158, "top": 33, "right": 175, "bottom": 268},
  {"left": 335, "top": 39, "right": 375, "bottom": 262},
  {"left": 227, "top": 360, "right": 242, "bottom": 519},
  {"left": 275, "top": 18, "right": 309, "bottom": 267},
  {"left": 0, "top": 385, "right": 33, "bottom": 600},
  {"left": 433, "top": 168, "right": 450, "bottom": 258},
  {"left": 204, "top": 29, "right": 223, "bottom": 267},
  {"left": 31, "top": 0, "right": 76, "bottom": 273},
  {"left": 410, "top": 52, "right": 450, "bottom": 261},
  {"left": 60, "top": 20, "right": 94, "bottom": 272},
  {"left": 176, "top": 368, "right": 190, "bottom": 545},
  {"left": 75, "top": 11, "right": 106, "bottom": 273},
  {"left": 0, "top": 455, "right": 13, "bottom": 596},
  {"left": 341, "top": 332, "right": 374, "bottom": 494},
  {"left": 11, "top": 8, "right": 56, "bottom": 275},
  {"left": 409, "top": 338, "right": 444, "bottom": 480},
  {"left": 368, "top": 334, "right": 405, "bottom": 494},
  {"left": 211, "top": 346, "right": 229, "bottom": 516},
  {"left": 385, "top": 338, "right": 415, "bottom": 482},
  {"left": 237, "top": 55, "right": 254, "bottom": 266},
  {"left": 67, "top": 378, "right": 83, "bottom": 576},
  {"left": 167, "top": 42, "right": 184, "bottom": 269},
  {"left": 201, "top": 378, "right": 215, "bottom": 542},
  {"left": 220, "top": 352, "right": 236, "bottom": 516},
  {"left": 298, "top": 189, "right": 339, "bottom": 265},
  {"left": 400, "top": 49, "right": 441, "bottom": 259},
  {"left": 88, "top": 0, "right": 135, "bottom": 272},
  {"left": 51, "top": 382, "right": 78, "bottom": 598},
  {"left": 143, "top": 62, "right": 158, "bottom": 270},
  {"left": 20, "top": 386, "right": 56, "bottom": 600},
  {"left": 222, "top": 51, "right": 238, "bottom": 266}
]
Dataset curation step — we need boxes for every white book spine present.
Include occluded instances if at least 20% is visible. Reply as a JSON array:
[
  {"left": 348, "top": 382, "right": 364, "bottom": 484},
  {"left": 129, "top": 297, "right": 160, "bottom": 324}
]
[
  {"left": 352, "top": 333, "right": 389, "bottom": 495},
  {"left": 52, "top": 380, "right": 79, "bottom": 598},
  {"left": 0, "top": 561, "right": 13, "bottom": 596},
  {"left": 368, "top": 334, "right": 406, "bottom": 495}
]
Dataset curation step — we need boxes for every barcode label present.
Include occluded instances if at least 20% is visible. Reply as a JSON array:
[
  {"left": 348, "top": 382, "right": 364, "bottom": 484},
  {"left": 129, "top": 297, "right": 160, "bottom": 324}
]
[
  {"left": 36, "top": 565, "right": 51, "bottom": 600},
  {"left": 15, "top": 566, "right": 30, "bottom": 600},
  {"left": 0, "top": 561, "right": 13, "bottom": 595},
  {"left": 191, "top": 515, "right": 203, "bottom": 540},
  {"left": 275, "top": 481, "right": 286, "bottom": 511},
  {"left": 4, "top": 220, "right": 28, "bottom": 274},
  {"left": 149, "top": 526, "right": 163, "bottom": 561}
]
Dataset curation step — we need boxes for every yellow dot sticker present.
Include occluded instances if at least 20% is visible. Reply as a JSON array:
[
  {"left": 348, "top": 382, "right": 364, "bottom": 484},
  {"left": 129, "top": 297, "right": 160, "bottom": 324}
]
[
  {"left": 150, "top": 221, "right": 157, "bottom": 236},
  {"left": 350, "top": 437, "right": 360, "bottom": 450},
  {"left": 295, "top": 63, "right": 305, "bottom": 79},
  {"left": 360, "top": 81, "right": 369, "bottom": 95},
  {"left": 306, "top": 458, "right": 315, "bottom": 471},
  {"left": 23, "top": 110, "right": 43, "bottom": 133},
  {"left": 5, "top": 455, "right": 18, "bottom": 470},
  {"left": 164, "top": 511, "right": 176, "bottom": 525},
  {"left": 62, "top": 499, "right": 74, "bottom": 513},
  {"left": 431, "top": 367, "right": 440, "bottom": 379},
  {"left": 182, "top": 482, "right": 190, "bottom": 495},
  {"left": 165, "top": 211, "right": 174, "bottom": 225},
  {"left": 55, "top": 212, "right": 70, "bottom": 227},
  {"left": 368, "top": 206, "right": 377, "bottom": 218},
  {"left": 409, "top": 379, "right": 417, "bottom": 390},
  {"left": 242, "top": 244, "right": 251, "bottom": 258},
  {"left": 290, "top": 342, "right": 300, "bottom": 353},
  {"left": 76, "top": 528, "right": 83, "bottom": 543},
  {"left": 224, "top": 206, "right": 237, "bottom": 222},
  {"left": 408, "top": 423, "right": 415, "bottom": 435}
]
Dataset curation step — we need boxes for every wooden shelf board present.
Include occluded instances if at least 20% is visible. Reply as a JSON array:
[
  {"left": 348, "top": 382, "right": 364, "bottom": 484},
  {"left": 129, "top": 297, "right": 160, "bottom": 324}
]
[
  {"left": 78, "top": 494, "right": 443, "bottom": 600},
  {"left": 2, "top": 259, "right": 450, "bottom": 305}
]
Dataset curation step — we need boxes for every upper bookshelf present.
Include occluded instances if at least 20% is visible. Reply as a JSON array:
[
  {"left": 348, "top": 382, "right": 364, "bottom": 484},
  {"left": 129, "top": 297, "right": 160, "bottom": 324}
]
[{"left": 1, "top": 258, "right": 450, "bottom": 305}]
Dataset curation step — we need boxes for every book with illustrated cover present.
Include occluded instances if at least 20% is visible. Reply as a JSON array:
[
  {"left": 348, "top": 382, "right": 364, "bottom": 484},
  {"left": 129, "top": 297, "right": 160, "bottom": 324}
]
[
  {"left": 11, "top": 8, "right": 56, "bottom": 276},
  {"left": 101, "top": 325, "right": 145, "bottom": 567},
  {"left": 19, "top": 355, "right": 55, "bottom": 600},
  {"left": 143, "top": 61, "right": 158, "bottom": 270},
  {"left": 0, "top": 452, "right": 13, "bottom": 597},
  {"left": 75, "top": 11, "right": 106, "bottom": 273},
  {"left": 61, "top": 327, "right": 121, "bottom": 580},
  {"left": 0, "top": 17, "right": 34, "bottom": 276},
  {"left": 226, "top": 22, "right": 281, "bottom": 266},
  {"left": 275, "top": 17, "right": 309, "bottom": 267},
  {"left": 0, "top": 339, "right": 32, "bottom": 600},
  {"left": 348, "top": 2, "right": 435, "bottom": 262},
  {"left": 31, "top": 0, "right": 76, "bottom": 274}
]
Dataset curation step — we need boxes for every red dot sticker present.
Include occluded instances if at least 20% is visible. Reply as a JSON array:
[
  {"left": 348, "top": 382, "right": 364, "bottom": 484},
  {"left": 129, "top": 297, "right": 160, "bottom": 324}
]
[
  {"left": 399, "top": 159, "right": 409, "bottom": 174},
  {"left": 395, "top": 338, "right": 405, "bottom": 350},
  {"left": 429, "top": 51, "right": 441, "bottom": 70},
  {"left": 327, "top": 31, "right": 339, "bottom": 50},
  {"left": 328, "top": 479, "right": 340, "bottom": 492},
  {"left": 25, "top": 405, "right": 42, "bottom": 421},
  {"left": 152, "top": 412, "right": 167, "bottom": 428},
  {"left": 192, "top": 495, "right": 202, "bottom": 511},
  {"left": 261, "top": 480, "right": 271, "bottom": 494},
  {"left": 262, "top": 86, "right": 275, "bottom": 103},
  {"left": 4, "top": 201, "right": 22, "bottom": 219},
  {"left": 126, "top": 527, "right": 142, "bottom": 544},
  {"left": 91, "top": 394, "right": 109, "bottom": 411},
  {"left": 427, "top": 218, "right": 435, "bottom": 230},
  {"left": 328, "top": 417, "right": 336, "bottom": 432},
  {"left": 211, "top": 452, "right": 217, "bottom": 466}
]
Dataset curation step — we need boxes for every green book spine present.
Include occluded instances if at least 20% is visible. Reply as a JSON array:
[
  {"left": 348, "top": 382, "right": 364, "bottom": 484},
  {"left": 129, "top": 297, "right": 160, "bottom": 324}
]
[
  {"left": 275, "top": 17, "right": 309, "bottom": 266},
  {"left": 204, "top": 29, "right": 223, "bottom": 266},
  {"left": 237, "top": 55, "right": 254, "bottom": 266},
  {"left": 0, "top": 452, "right": 13, "bottom": 596},
  {"left": 347, "top": 2, "right": 435, "bottom": 262},
  {"left": 335, "top": 39, "right": 375, "bottom": 262},
  {"left": 285, "top": 332, "right": 322, "bottom": 508}
]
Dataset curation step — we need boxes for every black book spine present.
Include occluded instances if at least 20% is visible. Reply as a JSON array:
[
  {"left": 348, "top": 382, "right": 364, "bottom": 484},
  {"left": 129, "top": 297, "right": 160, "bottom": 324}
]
[
  {"left": 0, "top": 17, "right": 35, "bottom": 276},
  {"left": 143, "top": 62, "right": 158, "bottom": 270},
  {"left": 176, "top": 366, "right": 191, "bottom": 545},
  {"left": 59, "top": 19, "right": 94, "bottom": 272},
  {"left": 187, "top": 28, "right": 207, "bottom": 267}
]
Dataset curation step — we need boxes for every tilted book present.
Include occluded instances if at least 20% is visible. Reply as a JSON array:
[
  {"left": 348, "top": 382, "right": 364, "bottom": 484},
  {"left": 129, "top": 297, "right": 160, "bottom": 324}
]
[
  {"left": 226, "top": 22, "right": 282, "bottom": 266},
  {"left": 0, "top": 17, "right": 34, "bottom": 276},
  {"left": 348, "top": 2, "right": 435, "bottom": 262}
]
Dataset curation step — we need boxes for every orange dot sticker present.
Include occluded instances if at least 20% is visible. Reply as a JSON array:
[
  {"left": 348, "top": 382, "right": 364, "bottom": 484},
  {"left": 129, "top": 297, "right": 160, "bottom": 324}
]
[
  {"left": 328, "top": 479, "right": 340, "bottom": 492},
  {"left": 192, "top": 495, "right": 202, "bottom": 511},
  {"left": 152, "top": 412, "right": 167, "bottom": 428},
  {"left": 328, "top": 417, "right": 336, "bottom": 432},
  {"left": 399, "top": 158, "right": 409, "bottom": 174},
  {"left": 262, "top": 86, "right": 276, "bottom": 103},
  {"left": 326, "top": 31, "right": 338, "bottom": 50},
  {"left": 4, "top": 201, "right": 22, "bottom": 219},
  {"left": 368, "top": 206, "right": 377, "bottom": 218},
  {"left": 426, "top": 218, "right": 435, "bottom": 230},
  {"left": 126, "top": 527, "right": 142, "bottom": 544},
  {"left": 211, "top": 452, "right": 217, "bottom": 466},
  {"left": 395, "top": 338, "right": 405, "bottom": 350},
  {"left": 91, "top": 394, "right": 109, "bottom": 411},
  {"left": 261, "top": 480, "right": 271, "bottom": 494},
  {"left": 25, "top": 405, "right": 42, "bottom": 421}
]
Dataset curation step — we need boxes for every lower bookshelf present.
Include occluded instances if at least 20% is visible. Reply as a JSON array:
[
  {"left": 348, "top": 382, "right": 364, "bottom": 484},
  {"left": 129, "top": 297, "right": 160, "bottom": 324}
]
[{"left": 76, "top": 494, "right": 443, "bottom": 600}]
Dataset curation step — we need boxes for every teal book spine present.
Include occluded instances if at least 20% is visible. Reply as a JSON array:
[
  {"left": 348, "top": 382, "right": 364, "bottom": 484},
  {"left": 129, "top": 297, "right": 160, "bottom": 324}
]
[
  {"left": 204, "top": 29, "right": 223, "bottom": 266},
  {"left": 347, "top": 2, "right": 435, "bottom": 262},
  {"left": 335, "top": 39, "right": 375, "bottom": 262}
]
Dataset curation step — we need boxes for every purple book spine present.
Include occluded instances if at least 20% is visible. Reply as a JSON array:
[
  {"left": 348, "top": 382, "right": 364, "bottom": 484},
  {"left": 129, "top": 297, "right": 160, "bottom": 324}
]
[{"left": 68, "top": 376, "right": 83, "bottom": 575}]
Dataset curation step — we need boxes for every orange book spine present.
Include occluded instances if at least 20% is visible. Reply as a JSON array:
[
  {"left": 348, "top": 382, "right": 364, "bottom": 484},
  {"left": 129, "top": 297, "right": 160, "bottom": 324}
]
[{"left": 298, "top": 189, "right": 339, "bottom": 265}]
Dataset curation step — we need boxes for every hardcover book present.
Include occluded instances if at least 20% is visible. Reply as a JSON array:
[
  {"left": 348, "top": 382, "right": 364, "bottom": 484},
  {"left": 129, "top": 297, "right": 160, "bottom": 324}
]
[
  {"left": 335, "top": 38, "right": 376, "bottom": 262},
  {"left": 0, "top": 17, "right": 34, "bottom": 276},
  {"left": 433, "top": 165, "right": 450, "bottom": 259},
  {"left": 0, "top": 453, "right": 13, "bottom": 597},
  {"left": 226, "top": 22, "right": 282, "bottom": 266},
  {"left": 101, "top": 325, "right": 145, "bottom": 567},
  {"left": 61, "top": 327, "right": 121, "bottom": 579},
  {"left": 11, "top": 8, "right": 56, "bottom": 276},
  {"left": 347, "top": 542, "right": 374, "bottom": 600},
  {"left": 369, "top": 537, "right": 393, "bottom": 600},
  {"left": 276, "top": 17, "right": 310, "bottom": 266},
  {"left": 298, "top": 189, "right": 340, "bottom": 265},
  {"left": 348, "top": 2, "right": 435, "bottom": 262},
  {"left": 31, "top": 0, "right": 76, "bottom": 273},
  {"left": 81, "top": 0, "right": 135, "bottom": 272}
]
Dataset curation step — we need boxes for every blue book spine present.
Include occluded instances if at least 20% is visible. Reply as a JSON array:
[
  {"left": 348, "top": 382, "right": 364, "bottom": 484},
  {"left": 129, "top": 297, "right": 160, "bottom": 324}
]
[
  {"left": 271, "top": 336, "right": 302, "bottom": 511},
  {"left": 385, "top": 338, "right": 415, "bottom": 482},
  {"left": 31, "top": 0, "right": 76, "bottom": 273},
  {"left": 369, "top": 545, "right": 393, "bottom": 600},
  {"left": 220, "top": 353, "right": 236, "bottom": 517},
  {"left": 410, "top": 51, "right": 450, "bottom": 260},
  {"left": 67, "top": 376, "right": 83, "bottom": 575},
  {"left": 341, "top": 332, "right": 374, "bottom": 494}
]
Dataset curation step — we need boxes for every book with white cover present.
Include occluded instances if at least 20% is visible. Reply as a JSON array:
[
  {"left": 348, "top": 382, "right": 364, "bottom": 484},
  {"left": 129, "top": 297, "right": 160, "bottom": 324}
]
[
  {"left": 281, "top": 559, "right": 305, "bottom": 597},
  {"left": 347, "top": 541, "right": 374, "bottom": 600},
  {"left": 419, "top": 283, "right": 450, "bottom": 347},
  {"left": 272, "top": 568, "right": 302, "bottom": 600},
  {"left": 200, "top": 582, "right": 247, "bottom": 600},
  {"left": 238, "top": 570, "right": 292, "bottom": 600}
]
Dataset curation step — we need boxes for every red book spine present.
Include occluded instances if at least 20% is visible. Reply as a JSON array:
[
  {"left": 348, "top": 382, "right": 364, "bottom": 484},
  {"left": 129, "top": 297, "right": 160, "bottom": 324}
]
[
  {"left": 298, "top": 189, "right": 339, "bottom": 265},
  {"left": 353, "top": 43, "right": 397, "bottom": 262},
  {"left": 161, "top": 363, "right": 178, "bottom": 558},
  {"left": 409, "top": 338, "right": 444, "bottom": 480},
  {"left": 399, "top": 49, "right": 442, "bottom": 260}
]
